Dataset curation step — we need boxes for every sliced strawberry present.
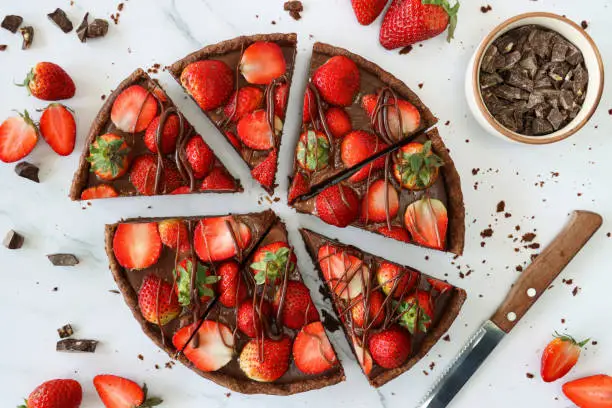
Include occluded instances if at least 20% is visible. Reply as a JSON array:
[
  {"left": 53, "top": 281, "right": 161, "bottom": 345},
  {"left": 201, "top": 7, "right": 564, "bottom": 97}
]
[
  {"left": 404, "top": 197, "right": 448, "bottom": 250},
  {"left": 129, "top": 154, "right": 184, "bottom": 195},
  {"left": 185, "top": 135, "right": 214, "bottom": 179},
  {"left": 302, "top": 87, "right": 316, "bottom": 123},
  {"left": 239, "top": 335, "right": 292, "bottom": 382},
  {"left": 368, "top": 325, "right": 411, "bottom": 369},
  {"left": 172, "top": 321, "right": 234, "bottom": 372},
  {"left": 0, "top": 111, "right": 38, "bottom": 163},
  {"left": 397, "top": 290, "right": 433, "bottom": 334},
  {"left": 362, "top": 94, "right": 422, "bottom": 140},
  {"left": 296, "top": 130, "right": 330, "bottom": 172},
  {"left": 250, "top": 241, "right": 297, "bottom": 285},
  {"left": 200, "top": 166, "right": 237, "bottom": 191},
  {"left": 237, "top": 110, "right": 282, "bottom": 150},
  {"left": 110, "top": 85, "right": 157, "bottom": 133},
  {"left": 93, "top": 375, "right": 161, "bottom": 408},
  {"left": 312, "top": 56, "right": 360, "bottom": 106},
  {"left": 223, "top": 86, "right": 264, "bottom": 122},
  {"left": 352, "top": 336, "right": 373, "bottom": 375},
  {"left": 180, "top": 60, "right": 234, "bottom": 111},
  {"left": 170, "top": 186, "right": 192, "bottom": 195},
  {"left": 225, "top": 131, "right": 241, "bottom": 150},
  {"left": 193, "top": 216, "right": 251, "bottom": 262},
  {"left": 351, "top": 0, "right": 388, "bottom": 25},
  {"left": 293, "top": 322, "right": 338, "bottom": 375},
  {"left": 251, "top": 149, "right": 277, "bottom": 189},
  {"left": 360, "top": 179, "right": 399, "bottom": 223},
  {"left": 288, "top": 171, "right": 309, "bottom": 204},
  {"left": 377, "top": 262, "right": 419, "bottom": 298},
  {"left": 143, "top": 114, "right": 180, "bottom": 154},
  {"left": 274, "top": 82, "right": 289, "bottom": 119},
  {"left": 315, "top": 184, "right": 361, "bottom": 227},
  {"left": 341, "top": 130, "right": 388, "bottom": 183},
  {"left": 317, "top": 244, "right": 370, "bottom": 300},
  {"left": 39, "top": 103, "right": 76, "bottom": 156},
  {"left": 563, "top": 375, "right": 612, "bottom": 408},
  {"left": 324, "top": 107, "right": 352, "bottom": 138},
  {"left": 239, "top": 41, "right": 287, "bottom": 85},
  {"left": 393, "top": 141, "right": 442, "bottom": 190},
  {"left": 361, "top": 94, "right": 378, "bottom": 116},
  {"left": 237, "top": 299, "right": 272, "bottom": 337},
  {"left": 273, "top": 280, "right": 319, "bottom": 330},
  {"left": 377, "top": 225, "right": 411, "bottom": 243},
  {"left": 113, "top": 222, "right": 162, "bottom": 270},
  {"left": 351, "top": 290, "right": 385, "bottom": 328},
  {"left": 217, "top": 260, "right": 248, "bottom": 308},
  {"left": 158, "top": 219, "right": 190, "bottom": 253},
  {"left": 541, "top": 333, "right": 589, "bottom": 382},
  {"left": 80, "top": 184, "right": 119, "bottom": 200},
  {"left": 427, "top": 277, "right": 452, "bottom": 293},
  {"left": 138, "top": 275, "right": 180, "bottom": 325},
  {"left": 88, "top": 133, "right": 130, "bottom": 180},
  {"left": 173, "top": 258, "right": 218, "bottom": 306}
]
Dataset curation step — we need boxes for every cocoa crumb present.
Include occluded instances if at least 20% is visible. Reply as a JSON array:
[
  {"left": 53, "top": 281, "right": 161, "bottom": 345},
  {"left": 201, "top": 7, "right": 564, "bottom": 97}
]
[
  {"left": 415, "top": 83, "right": 423, "bottom": 89},
  {"left": 225, "top": 393, "right": 231, "bottom": 398},
  {"left": 581, "top": 20, "right": 588, "bottom": 29},
  {"left": 531, "top": 253, "right": 539, "bottom": 262},
  {"left": 572, "top": 286, "right": 580, "bottom": 296},
  {"left": 521, "top": 233, "right": 536, "bottom": 242},
  {"left": 592, "top": 341, "right": 598, "bottom": 345},
  {"left": 472, "top": 168, "right": 479, "bottom": 175},
  {"left": 399, "top": 45, "right": 413, "bottom": 55},
  {"left": 165, "top": 360, "right": 175, "bottom": 369},
  {"left": 480, "top": 228, "right": 493, "bottom": 238},
  {"left": 527, "top": 243, "right": 540, "bottom": 249},
  {"left": 444, "top": 120, "right": 450, "bottom": 126},
  {"left": 607, "top": 232, "right": 611, "bottom": 238},
  {"left": 505, "top": 213, "right": 512, "bottom": 218},
  {"left": 459, "top": 272, "right": 465, "bottom": 279},
  {"left": 425, "top": 256, "right": 429, "bottom": 260},
  {"left": 118, "top": 3, "right": 124, "bottom": 12},
  {"left": 480, "top": 5, "right": 492, "bottom": 13},
  {"left": 480, "top": 242, "right": 485, "bottom": 247},
  {"left": 561, "top": 318, "right": 566, "bottom": 324},
  {"left": 284, "top": 1, "right": 303, "bottom": 20},
  {"left": 562, "top": 278, "right": 573, "bottom": 285},
  {"left": 101, "top": 94, "right": 106, "bottom": 100},
  {"left": 423, "top": 370, "right": 429, "bottom": 376},
  {"left": 110, "top": 13, "right": 119, "bottom": 25},
  {"left": 515, "top": 225, "right": 521, "bottom": 231},
  {"left": 551, "top": 172, "right": 559, "bottom": 177},
  {"left": 526, "top": 373, "right": 534, "bottom": 379},
  {"left": 271, "top": 20, "right": 277, "bottom": 25},
  {"left": 474, "top": 182, "right": 479, "bottom": 190},
  {"left": 0, "top": 45, "right": 6, "bottom": 51},
  {"left": 137, "top": 354, "right": 143, "bottom": 360},
  {"left": 443, "top": 334, "right": 450, "bottom": 342},
  {"left": 516, "top": 265, "right": 523, "bottom": 272},
  {"left": 609, "top": 109, "right": 612, "bottom": 115},
  {"left": 496, "top": 201, "right": 505, "bottom": 212},
  {"left": 155, "top": 364, "right": 160, "bottom": 369},
  {"left": 429, "top": 362, "right": 435, "bottom": 370}
]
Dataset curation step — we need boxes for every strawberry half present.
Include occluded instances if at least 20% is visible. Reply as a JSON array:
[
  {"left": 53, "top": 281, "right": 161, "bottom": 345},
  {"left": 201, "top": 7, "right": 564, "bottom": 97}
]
[
  {"left": 377, "top": 262, "right": 419, "bottom": 298},
  {"left": 427, "top": 277, "right": 452, "bottom": 293},
  {"left": 273, "top": 280, "right": 319, "bottom": 330},
  {"left": 296, "top": 130, "right": 330, "bottom": 172},
  {"left": 351, "top": 0, "right": 388, "bottom": 25},
  {"left": 368, "top": 324, "right": 411, "bottom": 369},
  {"left": 200, "top": 166, "right": 237, "bottom": 191},
  {"left": 129, "top": 154, "right": 184, "bottom": 195},
  {"left": 293, "top": 321, "right": 338, "bottom": 375},
  {"left": 274, "top": 82, "right": 289, "bottom": 119},
  {"left": 251, "top": 149, "right": 278, "bottom": 189},
  {"left": 237, "top": 110, "right": 282, "bottom": 150},
  {"left": 541, "top": 332, "right": 589, "bottom": 382},
  {"left": 138, "top": 275, "right": 180, "bottom": 325},
  {"left": 217, "top": 260, "right": 248, "bottom": 308},
  {"left": 352, "top": 336, "right": 373, "bottom": 375},
  {"left": 239, "top": 335, "right": 292, "bottom": 382},
  {"left": 360, "top": 179, "right": 399, "bottom": 224},
  {"left": 20, "top": 62, "right": 76, "bottom": 101},
  {"left": 39, "top": 103, "right": 76, "bottom": 156},
  {"left": 404, "top": 197, "right": 448, "bottom": 250},
  {"left": 315, "top": 184, "right": 361, "bottom": 228},
  {"left": 93, "top": 375, "right": 162, "bottom": 408},
  {"left": 340, "top": 130, "right": 388, "bottom": 183},
  {"left": 288, "top": 171, "right": 309, "bottom": 204},
  {"left": 185, "top": 136, "right": 214, "bottom": 179},
  {"left": 377, "top": 225, "right": 411, "bottom": 242},
  {"left": 0, "top": 111, "right": 38, "bottom": 163},
  {"left": 312, "top": 56, "right": 360, "bottom": 106},
  {"left": 362, "top": 94, "right": 421, "bottom": 140},
  {"left": 397, "top": 290, "right": 433, "bottom": 334},
  {"left": 250, "top": 241, "right": 297, "bottom": 285},
  {"left": 181, "top": 60, "right": 234, "bottom": 111},
  {"left": 393, "top": 141, "right": 443, "bottom": 190},
  {"left": 157, "top": 219, "right": 190, "bottom": 254},
  {"left": 173, "top": 258, "right": 219, "bottom": 306},
  {"left": 20, "top": 379, "right": 82, "bottom": 408},
  {"left": 87, "top": 133, "right": 130, "bottom": 180},
  {"left": 223, "top": 86, "right": 264, "bottom": 122},
  {"left": 110, "top": 85, "right": 158, "bottom": 133},
  {"left": 143, "top": 113, "right": 180, "bottom": 154},
  {"left": 324, "top": 107, "right": 352, "bottom": 138},
  {"left": 351, "top": 290, "right": 385, "bottom": 328},
  {"left": 563, "top": 375, "right": 612, "bottom": 408},
  {"left": 237, "top": 299, "right": 272, "bottom": 337},
  {"left": 317, "top": 244, "right": 370, "bottom": 300},
  {"left": 173, "top": 321, "right": 235, "bottom": 372},
  {"left": 193, "top": 216, "right": 252, "bottom": 262},
  {"left": 113, "top": 222, "right": 162, "bottom": 270},
  {"left": 225, "top": 131, "right": 241, "bottom": 150},
  {"left": 80, "top": 184, "right": 119, "bottom": 200},
  {"left": 239, "top": 41, "right": 287, "bottom": 85},
  {"left": 302, "top": 87, "right": 316, "bottom": 123}
]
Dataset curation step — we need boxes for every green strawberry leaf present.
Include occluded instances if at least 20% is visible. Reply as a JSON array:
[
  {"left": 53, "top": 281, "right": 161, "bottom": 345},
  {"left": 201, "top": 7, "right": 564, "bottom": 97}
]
[
  {"left": 87, "top": 135, "right": 130, "bottom": 177},
  {"left": 141, "top": 397, "right": 164, "bottom": 407},
  {"left": 297, "top": 130, "right": 330, "bottom": 172},
  {"left": 250, "top": 246, "right": 294, "bottom": 285},
  {"left": 174, "top": 260, "right": 219, "bottom": 306},
  {"left": 396, "top": 298, "right": 432, "bottom": 335},
  {"left": 422, "top": 0, "right": 460, "bottom": 42},
  {"left": 395, "top": 141, "right": 444, "bottom": 189}
]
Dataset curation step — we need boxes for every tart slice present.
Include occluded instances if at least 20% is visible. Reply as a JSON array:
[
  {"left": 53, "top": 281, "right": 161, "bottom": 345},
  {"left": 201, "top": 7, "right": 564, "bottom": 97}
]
[
  {"left": 300, "top": 228, "right": 466, "bottom": 387},
  {"left": 70, "top": 69, "right": 241, "bottom": 200},
  {"left": 287, "top": 42, "right": 438, "bottom": 204},
  {"left": 168, "top": 34, "right": 297, "bottom": 194}
]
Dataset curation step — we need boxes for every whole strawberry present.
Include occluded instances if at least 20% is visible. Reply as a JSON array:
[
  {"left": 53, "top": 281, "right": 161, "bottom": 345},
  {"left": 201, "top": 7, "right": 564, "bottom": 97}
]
[
  {"left": 138, "top": 275, "right": 181, "bottom": 325},
  {"left": 239, "top": 336, "right": 292, "bottom": 382},
  {"left": 19, "top": 379, "right": 82, "bottom": 408},
  {"left": 19, "top": 62, "right": 76, "bottom": 101},
  {"left": 181, "top": 60, "right": 234, "bottom": 111},
  {"left": 351, "top": 0, "right": 389, "bottom": 25},
  {"left": 368, "top": 325, "right": 411, "bottom": 369},
  {"left": 380, "top": 0, "right": 460, "bottom": 50}
]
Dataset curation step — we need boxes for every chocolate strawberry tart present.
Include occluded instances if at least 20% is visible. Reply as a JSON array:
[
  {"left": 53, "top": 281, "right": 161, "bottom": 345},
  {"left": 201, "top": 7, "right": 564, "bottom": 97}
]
[
  {"left": 105, "top": 210, "right": 344, "bottom": 395},
  {"left": 168, "top": 34, "right": 297, "bottom": 194},
  {"left": 70, "top": 69, "right": 241, "bottom": 200},
  {"left": 300, "top": 228, "right": 466, "bottom": 387}
]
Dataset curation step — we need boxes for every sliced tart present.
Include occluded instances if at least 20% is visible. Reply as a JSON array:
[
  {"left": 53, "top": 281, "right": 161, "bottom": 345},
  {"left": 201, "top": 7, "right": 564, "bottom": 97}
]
[
  {"left": 300, "top": 228, "right": 466, "bottom": 387},
  {"left": 168, "top": 34, "right": 297, "bottom": 194},
  {"left": 287, "top": 42, "right": 438, "bottom": 204},
  {"left": 70, "top": 69, "right": 241, "bottom": 200}
]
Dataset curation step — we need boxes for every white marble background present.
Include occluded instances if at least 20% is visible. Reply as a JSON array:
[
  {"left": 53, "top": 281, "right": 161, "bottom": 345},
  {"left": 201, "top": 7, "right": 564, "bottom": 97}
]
[{"left": 0, "top": 0, "right": 611, "bottom": 407}]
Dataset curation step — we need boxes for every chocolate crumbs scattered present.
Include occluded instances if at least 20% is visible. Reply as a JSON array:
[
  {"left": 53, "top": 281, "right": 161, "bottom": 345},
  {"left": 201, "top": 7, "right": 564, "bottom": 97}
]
[
  {"left": 3, "top": 230, "right": 24, "bottom": 250},
  {"left": 399, "top": 45, "right": 413, "bottom": 55},
  {"left": 15, "top": 162, "right": 39, "bottom": 183},
  {"left": 2, "top": 15, "right": 23, "bottom": 33},
  {"left": 521, "top": 233, "right": 536, "bottom": 242},
  {"left": 472, "top": 168, "right": 480, "bottom": 175},
  {"left": 562, "top": 278, "right": 573, "bottom": 285},
  {"left": 480, "top": 228, "right": 493, "bottom": 238},
  {"left": 480, "top": 5, "right": 492, "bottom": 13},
  {"left": 496, "top": 201, "right": 505, "bottom": 212},
  {"left": 57, "top": 324, "right": 74, "bottom": 339},
  {"left": 284, "top": 1, "right": 303, "bottom": 20},
  {"left": 526, "top": 373, "right": 534, "bottom": 379}
]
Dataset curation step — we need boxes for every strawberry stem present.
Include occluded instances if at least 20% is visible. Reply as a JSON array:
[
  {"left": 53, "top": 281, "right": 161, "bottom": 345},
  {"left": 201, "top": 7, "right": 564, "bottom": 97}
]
[
  {"left": 422, "top": 0, "right": 460, "bottom": 42},
  {"left": 553, "top": 331, "right": 590, "bottom": 348}
]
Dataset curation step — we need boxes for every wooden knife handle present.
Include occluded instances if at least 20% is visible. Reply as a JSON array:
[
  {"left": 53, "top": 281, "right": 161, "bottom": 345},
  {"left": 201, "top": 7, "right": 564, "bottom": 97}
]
[{"left": 491, "top": 210, "right": 602, "bottom": 333}]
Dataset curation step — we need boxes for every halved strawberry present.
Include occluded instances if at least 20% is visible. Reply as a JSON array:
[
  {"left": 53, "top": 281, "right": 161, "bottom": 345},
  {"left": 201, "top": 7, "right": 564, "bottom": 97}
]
[
  {"left": 170, "top": 186, "right": 192, "bottom": 195},
  {"left": 352, "top": 336, "right": 373, "bottom": 375},
  {"left": 80, "top": 184, "right": 119, "bottom": 200},
  {"left": 217, "top": 260, "right": 248, "bottom": 307},
  {"left": 377, "top": 225, "right": 411, "bottom": 243},
  {"left": 138, "top": 275, "right": 180, "bottom": 325},
  {"left": 129, "top": 154, "right": 184, "bottom": 195},
  {"left": 351, "top": 290, "right": 385, "bottom": 328},
  {"left": 393, "top": 141, "right": 443, "bottom": 190},
  {"left": 315, "top": 184, "right": 361, "bottom": 228},
  {"left": 237, "top": 299, "right": 272, "bottom": 337},
  {"left": 88, "top": 133, "right": 130, "bottom": 180},
  {"left": 113, "top": 222, "right": 162, "bottom": 270},
  {"left": 93, "top": 375, "right": 162, "bottom": 408},
  {"left": 397, "top": 290, "right": 433, "bottom": 334},
  {"left": 251, "top": 149, "right": 278, "bottom": 189},
  {"left": 312, "top": 56, "right": 360, "bottom": 106},
  {"left": 293, "top": 322, "right": 338, "bottom": 375},
  {"left": 274, "top": 82, "right": 289, "bottom": 119},
  {"left": 296, "top": 130, "right": 330, "bottom": 172},
  {"left": 288, "top": 171, "right": 309, "bottom": 204},
  {"left": 250, "top": 241, "right": 297, "bottom": 285},
  {"left": 225, "top": 131, "right": 241, "bottom": 150},
  {"left": 173, "top": 258, "right": 219, "bottom": 306},
  {"left": 110, "top": 85, "right": 157, "bottom": 133},
  {"left": 39, "top": 103, "right": 76, "bottom": 156},
  {"left": 239, "top": 335, "right": 292, "bottom": 382},
  {"left": 377, "top": 262, "right": 419, "bottom": 298},
  {"left": 317, "top": 244, "right": 370, "bottom": 300},
  {"left": 239, "top": 41, "right": 287, "bottom": 85},
  {"left": 563, "top": 375, "right": 612, "bottom": 408},
  {"left": 193, "top": 216, "right": 252, "bottom": 262},
  {"left": 360, "top": 179, "right": 399, "bottom": 223},
  {"left": 185, "top": 136, "right": 214, "bottom": 179},
  {"left": 302, "top": 87, "right": 315, "bottom": 123},
  {"left": 351, "top": 0, "right": 388, "bottom": 25},
  {"left": 341, "top": 130, "right": 388, "bottom": 183},
  {"left": 172, "top": 321, "right": 234, "bottom": 372},
  {"left": 325, "top": 107, "right": 352, "bottom": 138},
  {"left": 541, "top": 333, "right": 589, "bottom": 382},
  {"left": 362, "top": 93, "right": 421, "bottom": 140},
  {"left": 237, "top": 110, "right": 282, "bottom": 150},
  {"left": 158, "top": 219, "right": 190, "bottom": 253},
  {"left": 143, "top": 113, "right": 180, "bottom": 154},
  {"left": 0, "top": 111, "right": 38, "bottom": 163},
  {"left": 200, "top": 166, "right": 237, "bottom": 191},
  {"left": 223, "top": 86, "right": 264, "bottom": 122},
  {"left": 273, "top": 280, "right": 319, "bottom": 330},
  {"left": 180, "top": 60, "right": 234, "bottom": 111},
  {"left": 427, "top": 277, "right": 452, "bottom": 293},
  {"left": 404, "top": 197, "right": 448, "bottom": 250},
  {"left": 368, "top": 325, "right": 411, "bottom": 369}
]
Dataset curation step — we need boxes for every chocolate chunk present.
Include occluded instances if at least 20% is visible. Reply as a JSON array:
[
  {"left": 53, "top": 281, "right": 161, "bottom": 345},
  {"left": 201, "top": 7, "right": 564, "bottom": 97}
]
[
  {"left": 0, "top": 45, "right": 6, "bottom": 51},
  {"left": 15, "top": 161, "right": 39, "bottom": 183},
  {"left": 57, "top": 324, "right": 74, "bottom": 338},
  {"left": 47, "top": 253, "right": 79, "bottom": 266},
  {"left": 1, "top": 15, "right": 23, "bottom": 33},
  {"left": 3, "top": 230, "right": 24, "bottom": 249},
  {"left": 505, "top": 69, "right": 534, "bottom": 92},
  {"left": 519, "top": 51, "right": 538, "bottom": 78},
  {"left": 87, "top": 19, "right": 109, "bottom": 38},
  {"left": 481, "top": 45, "right": 500, "bottom": 74},
  {"left": 572, "top": 64, "right": 588, "bottom": 95},
  {"left": 566, "top": 46, "right": 584, "bottom": 66},
  {"left": 284, "top": 1, "right": 303, "bottom": 20},
  {"left": 534, "top": 77, "right": 553, "bottom": 89},
  {"left": 495, "top": 35, "right": 517, "bottom": 54},
  {"left": 56, "top": 339, "right": 98, "bottom": 353},
  {"left": 559, "top": 90, "right": 574, "bottom": 111},
  {"left": 527, "top": 91, "right": 545, "bottom": 109},
  {"left": 76, "top": 13, "right": 89, "bottom": 42},
  {"left": 493, "top": 84, "right": 523, "bottom": 100},
  {"left": 480, "top": 73, "right": 503, "bottom": 89},
  {"left": 495, "top": 109, "right": 518, "bottom": 132},
  {"left": 547, "top": 107, "right": 564, "bottom": 130},
  {"left": 500, "top": 51, "right": 521, "bottom": 70},
  {"left": 48, "top": 8, "right": 73, "bottom": 33},
  {"left": 20, "top": 26, "right": 34, "bottom": 49},
  {"left": 531, "top": 118, "right": 554, "bottom": 135},
  {"left": 551, "top": 41, "right": 569, "bottom": 62}
]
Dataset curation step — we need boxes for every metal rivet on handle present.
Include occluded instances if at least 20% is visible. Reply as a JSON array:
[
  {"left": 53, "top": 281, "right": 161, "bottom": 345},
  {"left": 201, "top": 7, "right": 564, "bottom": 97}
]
[
  {"left": 527, "top": 288, "right": 536, "bottom": 297},
  {"left": 507, "top": 312, "right": 517, "bottom": 322}
]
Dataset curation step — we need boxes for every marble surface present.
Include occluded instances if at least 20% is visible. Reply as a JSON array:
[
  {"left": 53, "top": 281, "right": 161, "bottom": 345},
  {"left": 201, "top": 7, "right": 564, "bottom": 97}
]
[{"left": 1, "top": 0, "right": 611, "bottom": 407}]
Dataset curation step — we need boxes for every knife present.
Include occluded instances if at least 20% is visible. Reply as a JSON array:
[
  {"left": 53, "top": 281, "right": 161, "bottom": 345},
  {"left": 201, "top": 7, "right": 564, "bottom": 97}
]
[{"left": 418, "top": 210, "right": 603, "bottom": 408}]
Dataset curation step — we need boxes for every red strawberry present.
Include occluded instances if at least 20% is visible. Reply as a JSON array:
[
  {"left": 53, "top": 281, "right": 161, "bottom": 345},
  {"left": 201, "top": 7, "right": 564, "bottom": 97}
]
[
  {"left": 293, "top": 322, "right": 338, "bottom": 375},
  {"left": 20, "top": 379, "right": 82, "bottom": 408},
  {"left": 180, "top": 60, "right": 234, "bottom": 111},
  {"left": 362, "top": 94, "right": 421, "bottom": 140},
  {"left": 563, "top": 375, "right": 612, "bottom": 408},
  {"left": 143, "top": 114, "right": 180, "bottom": 154},
  {"left": 352, "top": 0, "right": 388, "bottom": 25},
  {"left": 341, "top": 131, "right": 388, "bottom": 183},
  {"left": 151, "top": 86, "right": 168, "bottom": 103},
  {"left": 110, "top": 85, "right": 158, "bottom": 133},
  {"left": 239, "top": 335, "right": 292, "bottom": 382},
  {"left": 225, "top": 131, "right": 241, "bottom": 150},
  {"left": 20, "top": 62, "right": 76, "bottom": 101},
  {"left": 352, "top": 336, "right": 373, "bottom": 375},
  {"left": 274, "top": 82, "right": 289, "bottom": 119},
  {"left": 302, "top": 87, "right": 316, "bottom": 123},
  {"left": 250, "top": 241, "right": 297, "bottom": 285},
  {"left": 360, "top": 179, "right": 399, "bottom": 223},
  {"left": 173, "top": 321, "right": 234, "bottom": 372},
  {"left": 185, "top": 136, "right": 214, "bottom": 179},
  {"left": 377, "top": 262, "right": 419, "bottom": 298},
  {"left": 273, "top": 280, "right": 319, "bottom": 330},
  {"left": 217, "top": 260, "right": 248, "bottom": 307},
  {"left": 237, "top": 110, "right": 282, "bottom": 150},
  {"left": 379, "top": 0, "right": 460, "bottom": 50},
  {"left": 173, "top": 258, "right": 218, "bottom": 306},
  {"left": 39, "top": 104, "right": 75, "bottom": 156},
  {"left": 312, "top": 56, "right": 360, "bottom": 106},
  {"left": 88, "top": 134, "right": 130, "bottom": 180},
  {"left": 223, "top": 86, "right": 264, "bottom": 122},
  {"left": 158, "top": 219, "right": 190, "bottom": 253},
  {"left": 324, "top": 107, "right": 352, "bottom": 138},
  {"left": 368, "top": 325, "right": 411, "bottom": 369},
  {"left": 251, "top": 149, "right": 277, "bottom": 189},
  {"left": 361, "top": 94, "right": 378, "bottom": 117},
  {"left": 398, "top": 290, "right": 433, "bottom": 334},
  {"left": 393, "top": 141, "right": 442, "bottom": 190},
  {"left": 296, "top": 130, "right": 330, "bottom": 172},
  {"left": 0, "top": 111, "right": 38, "bottom": 163},
  {"left": 377, "top": 225, "right": 411, "bottom": 242},
  {"left": 237, "top": 299, "right": 272, "bottom": 337},
  {"left": 193, "top": 216, "right": 252, "bottom": 262},
  {"left": 427, "top": 277, "right": 451, "bottom": 293},
  {"left": 93, "top": 375, "right": 162, "bottom": 408},
  {"left": 239, "top": 41, "right": 287, "bottom": 85},
  {"left": 129, "top": 154, "right": 184, "bottom": 195},
  {"left": 200, "top": 166, "right": 237, "bottom": 191},
  {"left": 317, "top": 244, "right": 370, "bottom": 300},
  {"left": 170, "top": 186, "right": 192, "bottom": 195},
  {"left": 315, "top": 184, "right": 361, "bottom": 227},
  {"left": 288, "top": 171, "right": 309, "bottom": 204},
  {"left": 113, "top": 222, "right": 162, "bottom": 270},
  {"left": 404, "top": 197, "right": 447, "bottom": 250},
  {"left": 351, "top": 290, "right": 385, "bottom": 328},
  {"left": 138, "top": 275, "right": 180, "bottom": 325},
  {"left": 541, "top": 333, "right": 589, "bottom": 382},
  {"left": 80, "top": 184, "right": 119, "bottom": 200}
]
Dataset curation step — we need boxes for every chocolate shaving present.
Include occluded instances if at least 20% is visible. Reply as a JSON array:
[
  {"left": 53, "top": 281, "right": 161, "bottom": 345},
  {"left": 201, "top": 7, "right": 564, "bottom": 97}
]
[
  {"left": 20, "top": 26, "right": 34, "bottom": 50},
  {"left": 47, "top": 253, "right": 79, "bottom": 266},
  {"left": 3, "top": 230, "right": 24, "bottom": 249},
  {"left": 56, "top": 338, "right": 98, "bottom": 353},
  {"left": 1, "top": 15, "right": 23, "bottom": 33},
  {"left": 48, "top": 8, "right": 73, "bottom": 33},
  {"left": 284, "top": 1, "right": 303, "bottom": 20},
  {"left": 57, "top": 324, "right": 74, "bottom": 338},
  {"left": 15, "top": 162, "right": 39, "bottom": 183}
]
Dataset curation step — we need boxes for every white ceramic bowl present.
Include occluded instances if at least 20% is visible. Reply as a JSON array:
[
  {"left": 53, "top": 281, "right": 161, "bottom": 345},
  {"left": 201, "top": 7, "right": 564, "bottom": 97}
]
[{"left": 465, "top": 12, "right": 604, "bottom": 144}]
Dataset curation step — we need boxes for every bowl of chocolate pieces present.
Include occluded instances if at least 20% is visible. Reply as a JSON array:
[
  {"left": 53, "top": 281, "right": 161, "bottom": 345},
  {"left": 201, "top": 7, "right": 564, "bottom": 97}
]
[{"left": 466, "top": 12, "right": 604, "bottom": 144}]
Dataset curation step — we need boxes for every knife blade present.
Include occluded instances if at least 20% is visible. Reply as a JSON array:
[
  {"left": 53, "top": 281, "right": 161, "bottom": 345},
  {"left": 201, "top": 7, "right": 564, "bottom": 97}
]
[{"left": 418, "top": 210, "right": 602, "bottom": 408}]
